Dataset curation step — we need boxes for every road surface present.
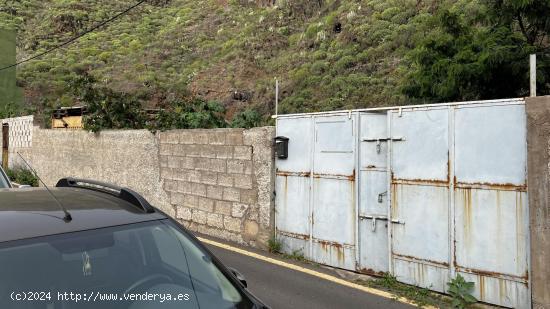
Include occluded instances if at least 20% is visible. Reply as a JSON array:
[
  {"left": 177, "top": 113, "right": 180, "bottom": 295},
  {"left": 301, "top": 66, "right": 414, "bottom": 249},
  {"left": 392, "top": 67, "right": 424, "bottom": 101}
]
[{"left": 202, "top": 237, "right": 414, "bottom": 309}]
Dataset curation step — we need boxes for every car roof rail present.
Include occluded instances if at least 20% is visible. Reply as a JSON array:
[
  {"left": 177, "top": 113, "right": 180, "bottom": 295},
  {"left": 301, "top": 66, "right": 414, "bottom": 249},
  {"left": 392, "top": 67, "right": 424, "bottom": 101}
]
[{"left": 55, "top": 178, "right": 155, "bottom": 213}]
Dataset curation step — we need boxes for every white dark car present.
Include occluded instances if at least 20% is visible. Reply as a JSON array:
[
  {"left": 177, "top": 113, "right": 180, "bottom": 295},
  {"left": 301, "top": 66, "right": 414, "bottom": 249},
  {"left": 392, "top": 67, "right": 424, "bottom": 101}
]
[{"left": 0, "top": 178, "right": 268, "bottom": 309}]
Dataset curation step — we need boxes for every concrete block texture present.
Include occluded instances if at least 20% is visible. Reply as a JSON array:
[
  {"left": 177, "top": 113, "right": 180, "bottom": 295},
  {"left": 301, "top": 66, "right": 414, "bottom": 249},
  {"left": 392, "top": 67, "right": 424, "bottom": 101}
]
[
  {"left": 526, "top": 96, "right": 550, "bottom": 309},
  {"left": 159, "top": 126, "right": 275, "bottom": 248},
  {"left": 18, "top": 126, "right": 275, "bottom": 249}
]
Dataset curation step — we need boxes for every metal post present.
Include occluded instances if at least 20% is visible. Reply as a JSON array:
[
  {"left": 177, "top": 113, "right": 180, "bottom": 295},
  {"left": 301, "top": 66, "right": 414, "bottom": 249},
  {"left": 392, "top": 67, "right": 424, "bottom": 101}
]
[
  {"left": 275, "top": 78, "right": 279, "bottom": 116},
  {"left": 448, "top": 106, "right": 456, "bottom": 279},
  {"left": 530, "top": 54, "right": 536, "bottom": 97},
  {"left": 386, "top": 111, "right": 393, "bottom": 275}
]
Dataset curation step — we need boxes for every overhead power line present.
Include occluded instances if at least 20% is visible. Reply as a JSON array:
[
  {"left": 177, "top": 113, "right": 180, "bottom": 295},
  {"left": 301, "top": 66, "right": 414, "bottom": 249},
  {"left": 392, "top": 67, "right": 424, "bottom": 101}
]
[{"left": 0, "top": 0, "right": 148, "bottom": 72}]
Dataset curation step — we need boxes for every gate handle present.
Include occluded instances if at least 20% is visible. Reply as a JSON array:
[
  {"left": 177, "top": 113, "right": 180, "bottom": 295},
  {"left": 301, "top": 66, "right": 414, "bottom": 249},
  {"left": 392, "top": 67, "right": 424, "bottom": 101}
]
[
  {"left": 359, "top": 215, "right": 405, "bottom": 232},
  {"left": 378, "top": 191, "right": 387, "bottom": 203}
]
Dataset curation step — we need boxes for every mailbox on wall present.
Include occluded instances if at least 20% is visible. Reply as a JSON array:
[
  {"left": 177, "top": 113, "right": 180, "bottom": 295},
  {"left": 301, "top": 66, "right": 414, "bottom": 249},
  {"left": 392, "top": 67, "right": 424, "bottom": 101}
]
[{"left": 274, "top": 136, "right": 289, "bottom": 159}]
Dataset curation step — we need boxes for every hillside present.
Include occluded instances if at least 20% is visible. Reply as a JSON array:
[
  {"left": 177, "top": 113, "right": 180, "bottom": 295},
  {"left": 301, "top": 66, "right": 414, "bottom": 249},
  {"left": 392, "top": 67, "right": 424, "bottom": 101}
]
[{"left": 0, "top": 0, "right": 548, "bottom": 127}]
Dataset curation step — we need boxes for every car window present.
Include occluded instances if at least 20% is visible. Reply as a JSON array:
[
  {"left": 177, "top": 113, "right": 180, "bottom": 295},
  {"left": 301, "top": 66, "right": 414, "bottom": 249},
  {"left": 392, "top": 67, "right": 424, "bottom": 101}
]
[
  {"left": 0, "top": 168, "right": 9, "bottom": 188},
  {"left": 162, "top": 222, "right": 243, "bottom": 305},
  {"left": 0, "top": 220, "right": 252, "bottom": 309}
]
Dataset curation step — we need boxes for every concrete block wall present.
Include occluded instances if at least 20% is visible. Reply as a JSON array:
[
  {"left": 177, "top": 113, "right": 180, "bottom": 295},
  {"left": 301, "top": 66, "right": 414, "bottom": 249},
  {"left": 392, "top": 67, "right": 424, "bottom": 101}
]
[
  {"left": 27, "top": 129, "right": 174, "bottom": 217},
  {"left": 7, "top": 125, "right": 276, "bottom": 248},
  {"left": 159, "top": 127, "right": 275, "bottom": 248}
]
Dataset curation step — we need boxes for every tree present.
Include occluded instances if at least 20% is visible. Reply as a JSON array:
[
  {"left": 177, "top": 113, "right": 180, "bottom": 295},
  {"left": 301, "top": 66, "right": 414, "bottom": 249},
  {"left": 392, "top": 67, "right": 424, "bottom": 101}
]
[
  {"left": 403, "top": 1, "right": 549, "bottom": 102},
  {"left": 69, "top": 73, "right": 147, "bottom": 132},
  {"left": 486, "top": 0, "right": 550, "bottom": 49}
]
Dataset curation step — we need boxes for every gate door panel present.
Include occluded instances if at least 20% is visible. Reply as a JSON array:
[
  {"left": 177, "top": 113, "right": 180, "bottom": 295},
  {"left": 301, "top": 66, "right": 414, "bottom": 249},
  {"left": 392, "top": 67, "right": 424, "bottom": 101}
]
[
  {"left": 358, "top": 113, "right": 390, "bottom": 274},
  {"left": 275, "top": 117, "right": 313, "bottom": 257},
  {"left": 311, "top": 114, "right": 356, "bottom": 270},
  {"left": 454, "top": 104, "right": 529, "bottom": 308},
  {"left": 390, "top": 108, "right": 450, "bottom": 293}
]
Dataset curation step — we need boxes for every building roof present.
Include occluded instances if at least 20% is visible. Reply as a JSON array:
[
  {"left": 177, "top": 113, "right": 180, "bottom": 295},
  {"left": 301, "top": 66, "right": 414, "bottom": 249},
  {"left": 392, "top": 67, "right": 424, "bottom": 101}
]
[{"left": 0, "top": 187, "right": 166, "bottom": 243}]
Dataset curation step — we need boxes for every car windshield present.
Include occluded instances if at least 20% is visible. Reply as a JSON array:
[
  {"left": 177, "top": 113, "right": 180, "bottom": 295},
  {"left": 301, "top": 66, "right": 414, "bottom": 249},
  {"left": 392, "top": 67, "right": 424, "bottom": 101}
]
[
  {"left": 0, "top": 220, "right": 253, "bottom": 309},
  {"left": 0, "top": 168, "right": 9, "bottom": 188}
]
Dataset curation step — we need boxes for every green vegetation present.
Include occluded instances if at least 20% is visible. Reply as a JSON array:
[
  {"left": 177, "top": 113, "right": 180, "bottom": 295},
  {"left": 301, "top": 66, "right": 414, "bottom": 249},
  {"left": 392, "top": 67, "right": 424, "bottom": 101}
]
[
  {"left": 69, "top": 72, "right": 227, "bottom": 132},
  {"left": 0, "top": 29, "right": 22, "bottom": 117},
  {"left": 0, "top": 0, "right": 548, "bottom": 128},
  {"left": 356, "top": 273, "right": 449, "bottom": 308},
  {"left": 404, "top": 0, "right": 550, "bottom": 102},
  {"left": 447, "top": 274, "right": 477, "bottom": 308},
  {"left": 230, "top": 108, "right": 262, "bottom": 129},
  {"left": 6, "top": 166, "right": 39, "bottom": 187},
  {"left": 281, "top": 248, "right": 306, "bottom": 262},
  {"left": 155, "top": 98, "right": 227, "bottom": 131},
  {"left": 69, "top": 73, "right": 148, "bottom": 132},
  {"left": 267, "top": 237, "right": 282, "bottom": 253}
]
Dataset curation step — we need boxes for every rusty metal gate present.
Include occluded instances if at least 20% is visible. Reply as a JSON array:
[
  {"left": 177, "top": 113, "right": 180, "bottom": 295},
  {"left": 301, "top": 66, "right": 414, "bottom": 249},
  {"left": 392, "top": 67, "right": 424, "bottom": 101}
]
[{"left": 275, "top": 98, "right": 530, "bottom": 308}]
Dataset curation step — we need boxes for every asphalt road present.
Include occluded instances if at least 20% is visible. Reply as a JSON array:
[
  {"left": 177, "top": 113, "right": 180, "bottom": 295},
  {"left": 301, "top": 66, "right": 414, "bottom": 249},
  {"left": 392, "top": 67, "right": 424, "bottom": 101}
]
[{"left": 204, "top": 241, "right": 414, "bottom": 309}]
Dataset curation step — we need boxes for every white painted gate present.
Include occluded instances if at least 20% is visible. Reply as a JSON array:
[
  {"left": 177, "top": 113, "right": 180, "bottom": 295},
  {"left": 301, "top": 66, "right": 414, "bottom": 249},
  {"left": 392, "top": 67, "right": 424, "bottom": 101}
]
[
  {"left": 358, "top": 112, "right": 390, "bottom": 274},
  {"left": 275, "top": 99, "right": 530, "bottom": 308}
]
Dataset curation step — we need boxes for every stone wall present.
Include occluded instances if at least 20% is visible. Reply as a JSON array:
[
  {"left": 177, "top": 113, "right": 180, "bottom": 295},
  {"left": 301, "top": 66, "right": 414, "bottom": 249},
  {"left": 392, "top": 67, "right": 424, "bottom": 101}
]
[
  {"left": 526, "top": 96, "right": 550, "bottom": 309},
  {"left": 8, "top": 125, "right": 276, "bottom": 249},
  {"left": 27, "top": 129, "right": 174, "bottom": 217},
  {"left": 158, "top": 127, "right": 275, "bottom": 248}
]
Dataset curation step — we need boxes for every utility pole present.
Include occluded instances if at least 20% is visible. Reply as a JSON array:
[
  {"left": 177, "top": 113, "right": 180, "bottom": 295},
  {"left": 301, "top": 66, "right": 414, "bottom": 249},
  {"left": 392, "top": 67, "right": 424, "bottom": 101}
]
[
  {"left": 275, "top": 78, "right": 279, "bottom": 117},
  {"left": 530, "top": 54, "right": 536, "bottom": 97}
]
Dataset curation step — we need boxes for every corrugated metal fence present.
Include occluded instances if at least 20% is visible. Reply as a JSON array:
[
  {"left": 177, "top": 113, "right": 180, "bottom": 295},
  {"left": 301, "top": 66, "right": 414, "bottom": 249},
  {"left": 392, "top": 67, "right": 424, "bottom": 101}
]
[{"left": 275, "top": 98, "right": 529, "bottom": 308}]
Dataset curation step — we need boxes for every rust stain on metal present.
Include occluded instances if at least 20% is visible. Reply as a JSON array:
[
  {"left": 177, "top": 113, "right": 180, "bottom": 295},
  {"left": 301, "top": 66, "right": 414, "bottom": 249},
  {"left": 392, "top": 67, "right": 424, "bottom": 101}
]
[
  {"left": 515, "top": 192, "right": 524, "bottom": 265},
  {"left": 479, "top": 275, "right": 485, "bottom": 301},
  {"left": 312, "top": 169, "right": 355, "bottom": 181},
  {"left": 315, "top": 239, "right": 346, "bottom": 262},
  {"left": 462, "top": 188, "right": 472, "bottom": 244},
  {"left": 392, "top": 178, "right": 448, "bottom": 187},
  {"left": 498, "top": 279, "right": 506, "bottom": 302},
  {"left": 320, "top": 241, "right": 328, "bottom": 252},
  {"left": 391, "top": 183, "right": 398, "bottom": 218},
  {"left": 393, "top": 252, "right": 449, "bottom": 267},
  {"left": 278, "top": 231, "right": 310, "bottom": 240},
  {"left": 358, "top": 268, "right": 386, "bottom": 277},
  {"left": 457, "top": 266, "right": 529, "bottom": 281},
  {"left": 315, "top": 239, "right": 344, "bottom": 249},
  {"left": 447, "top": 153, "right": 451, "bottom": 184},
  {"left": 336, "top": 245, "right": 345, "bottom": 262},
  {"left": 455, "top": 181, "right": 526, "bottom": 192},
  {"left": 419, "top": 263, "right": 426, "bottom": 283},
  {"left": 276, "top": 170, "right": 311, "bottom": 177},
  {"left": 453, "top": 238, "right": 457, "bottom": 267}
]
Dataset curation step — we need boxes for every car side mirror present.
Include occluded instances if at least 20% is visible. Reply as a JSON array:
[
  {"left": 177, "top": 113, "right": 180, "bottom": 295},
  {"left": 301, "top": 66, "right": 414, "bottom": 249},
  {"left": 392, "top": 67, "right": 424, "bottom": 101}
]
[{"left": 228, "top": 267, "right": 247, "bottom": 288}]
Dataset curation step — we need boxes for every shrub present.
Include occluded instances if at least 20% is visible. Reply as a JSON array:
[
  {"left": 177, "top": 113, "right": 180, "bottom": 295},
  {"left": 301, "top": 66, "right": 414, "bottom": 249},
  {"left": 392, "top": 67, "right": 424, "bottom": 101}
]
[
  {"left": 231, "top": 108, "right": 262, "bottom": 128},
  {"left": 154, "top": 98, "right": 227, "bottom": 130},
  {"left": 447, "top": 274, "right": 477, "bottom": 308},
  {"left": 6, "top": 167, "right": 39, "bottom": 187},
  {"left": 267, "top": 237, "right": 282, "bottom": 253}
]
